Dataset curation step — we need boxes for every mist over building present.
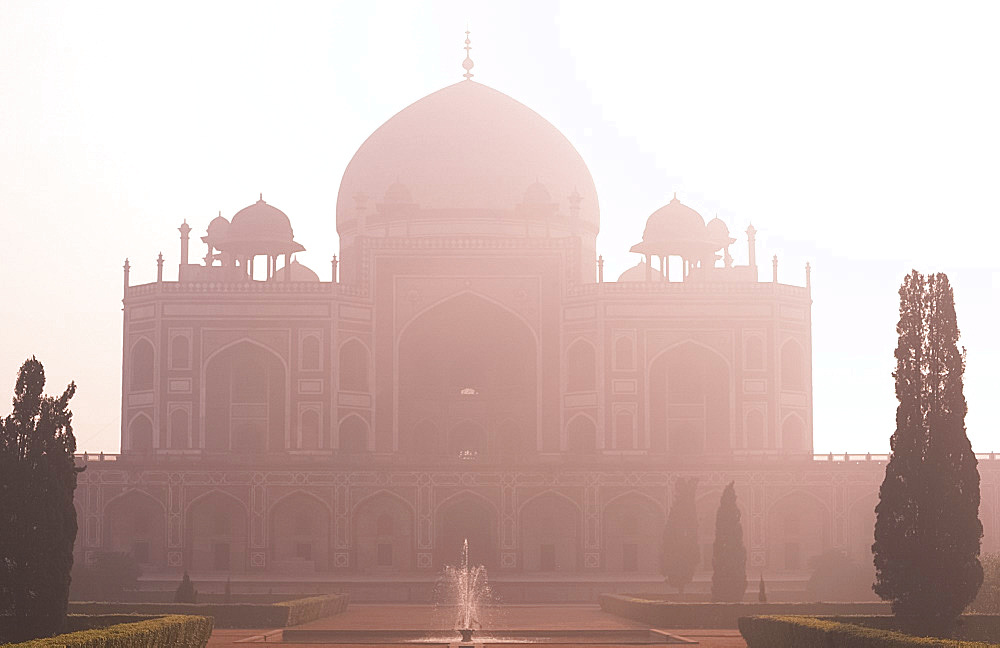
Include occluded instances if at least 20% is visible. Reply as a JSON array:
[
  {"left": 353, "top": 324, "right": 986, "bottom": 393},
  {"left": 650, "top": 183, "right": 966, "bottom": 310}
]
[{"left": 72, "top": 55, "right": 1000, "bottom": 598}]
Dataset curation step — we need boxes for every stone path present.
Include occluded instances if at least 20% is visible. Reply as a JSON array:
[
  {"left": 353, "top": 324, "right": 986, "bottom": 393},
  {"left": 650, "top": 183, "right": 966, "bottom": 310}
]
[{"left": 206, "top": 604, "right": 747, "bottom": 647}]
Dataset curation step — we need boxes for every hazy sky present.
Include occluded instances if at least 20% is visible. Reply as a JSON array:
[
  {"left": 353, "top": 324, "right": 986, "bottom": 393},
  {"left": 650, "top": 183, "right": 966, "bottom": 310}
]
[{"left": 1, "top": 1, "right": 997, "bottom": 454}]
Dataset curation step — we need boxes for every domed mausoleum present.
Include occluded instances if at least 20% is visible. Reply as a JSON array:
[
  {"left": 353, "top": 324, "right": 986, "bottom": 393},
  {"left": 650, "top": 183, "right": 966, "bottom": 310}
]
[{"left": 72, "top": 39, "right": 990, "bottom": 601}]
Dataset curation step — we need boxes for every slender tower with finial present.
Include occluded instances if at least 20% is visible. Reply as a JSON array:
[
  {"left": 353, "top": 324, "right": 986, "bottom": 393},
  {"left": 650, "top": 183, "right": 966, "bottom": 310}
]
[{"left": 463, "top": 29, "right": 475, "bottom": 80}]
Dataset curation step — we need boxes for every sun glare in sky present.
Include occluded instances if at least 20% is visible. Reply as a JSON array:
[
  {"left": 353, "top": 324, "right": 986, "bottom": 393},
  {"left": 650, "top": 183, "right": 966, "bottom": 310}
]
[{"left": 0, "top": 0, "right": 997, "bottom": 453}]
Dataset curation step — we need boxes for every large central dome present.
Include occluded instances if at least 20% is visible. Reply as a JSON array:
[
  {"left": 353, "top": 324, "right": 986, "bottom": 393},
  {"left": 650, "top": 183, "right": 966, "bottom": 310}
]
[{"left": 336, "top": 80, "right": 599, "bottom": 234}]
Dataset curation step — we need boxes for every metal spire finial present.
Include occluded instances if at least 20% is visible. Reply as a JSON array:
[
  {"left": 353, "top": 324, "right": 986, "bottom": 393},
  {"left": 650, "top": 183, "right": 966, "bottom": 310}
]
[{"left": 462, "top": 28, "right": 474, "bottom": 80}]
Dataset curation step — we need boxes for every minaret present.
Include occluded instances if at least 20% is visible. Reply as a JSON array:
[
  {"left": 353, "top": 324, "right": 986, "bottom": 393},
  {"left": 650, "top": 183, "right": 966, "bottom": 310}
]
[
  {"left": 746, "top": 223, "right": 757, "bottom": 268},
  {"left": 597, "top": 255, "right": 604, "bottom": 283},
  {"left": 332, "top": 255, "right": 339, "bottom": 283},
  {"left": 178, "top": 220, "right": 191, "bottom": 266},
  {"left": 123, "top": 258, "right": 130, "bottom": 297},
  {"left": 772, "top": 254, "right": 779, "bottom": 283},
  {"left": 156, "top": 252, "right": 164, "bottom": 283},
  {"left": 805, "top": 262, "right": 812, "bottom": 291}
]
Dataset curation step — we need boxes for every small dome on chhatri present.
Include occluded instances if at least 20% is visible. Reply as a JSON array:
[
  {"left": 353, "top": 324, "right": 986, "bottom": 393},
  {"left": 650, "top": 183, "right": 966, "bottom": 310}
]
[
  {"left": 384, "top": 180, "right": 413, "bottom": 204},
  {"left": 202, "top": 213, "right": 230, "bottom": 247},
  {"left": 617, "top": 260, "right": 662, "bottom": 282},
  {"left": 642, "top": 194, "right": 706, "bottom": 243},
  {"left": 217, "top": 195, "right": 305, "bottom": 256},
  {"left": 272, "top": 259, "right": 319, "bottom": 282},
  {"left": 705, "top": 215, "right": 732, "bottom": 244},
  {"left": 523, "top": 180, "right": 552, "bottom": 205}
]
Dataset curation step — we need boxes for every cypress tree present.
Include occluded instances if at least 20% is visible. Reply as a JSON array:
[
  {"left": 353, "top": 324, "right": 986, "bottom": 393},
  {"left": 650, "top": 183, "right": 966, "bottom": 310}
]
[
  {"left": 711, "top": 481, "right": 747, "bottom": 602},
  {"left": 0, "top": 358, "right": 79, "bottom": 641},
  {"left": 873, "top": 272, "right": 982, "bottom": 636},
  {"left": 661, "top": 477, "right": 699, "bottom": 594}
]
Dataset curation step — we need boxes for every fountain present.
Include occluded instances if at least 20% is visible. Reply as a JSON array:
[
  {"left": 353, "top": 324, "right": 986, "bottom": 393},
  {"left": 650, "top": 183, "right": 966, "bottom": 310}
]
[
  {"left": 275, "top": 539, "right": 694, "bottom": 645},
  {"left": 440, "top": 538, "right": 492, "bottom": 645}
]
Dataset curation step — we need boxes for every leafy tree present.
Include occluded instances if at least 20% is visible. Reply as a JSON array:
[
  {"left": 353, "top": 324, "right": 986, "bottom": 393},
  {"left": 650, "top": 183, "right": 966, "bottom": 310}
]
[
  {"left": 175, "top": 571, "right": 197, "bottom": 603},
  {"left": 807, "top": 549, "right": 875, "bottom": 601},
  {"left": 0, "top": 358, "right": 79, "bottom": 642},
  {"left": 661, "top": 477, "right": 699, "bottom": 594},
  {"left": 711, "top": 481, "right": 747, "bottom": 602},
  {"left": 873, "top": 272, "right": 982, "bottom": 636},
  {"left": 69, "top": 552, "right": 140, "bottom": 601}
]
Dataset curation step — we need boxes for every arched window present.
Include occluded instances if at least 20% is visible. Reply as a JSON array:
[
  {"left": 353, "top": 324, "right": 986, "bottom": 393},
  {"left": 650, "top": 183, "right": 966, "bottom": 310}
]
[
  {"left": 204, "top": 342, "right": 286, "bottom": 452},
  {"left": 745, "top": 337, "right": 764, "bottom": 371},
  {"left": 614, "top": 409, "right": 634, "bottom": 450},
  {"left": 130, "top": 340, "right": 154, "bottom": 391},
  {"left": 339, "top": 340, "right": 369, "bottom": 392},
  {"left": 169, "top": 409, "right": 189, "bottom": 449},
  {"left": 782, "top": 415, "right": 806, "bottom": 452},
  {"left": 170, "top": 336, "right": 190, "bottom": 370},
  {"left": 566, "top": 416, "right": 597, "bottom": 454},
  {"left": 301, "top": 336, "right": 321, "bottom": 371},
  {"left": 339, "top": 416, "right": 368, "bottom": 452},
  {"left": 567, "top": 341, "right": 596, "bottom": 392},
  {"left": 614, "top": 336, "right": 633, "bottom": 371},
  {"left": 300, "top": 409, "right": 320, "bottom": 450},
  {"left": 130, "top": 415, "right": 153, "bottom": 453},
  {"left": 746, "top": 409, "right": 765, "bottom": 449},
  {"left": 781, "top": 341, "right": 805, "bottom": 390},
  {"left": 649, "top": 342, "right": 729, "bottom": 455}
]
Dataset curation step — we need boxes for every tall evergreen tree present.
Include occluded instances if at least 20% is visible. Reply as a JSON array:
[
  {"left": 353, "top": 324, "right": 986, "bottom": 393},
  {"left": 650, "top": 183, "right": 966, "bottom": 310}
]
[
  {"left": 661, "top": 477, "right": 699, "bottom": 594},
  {"left": 0, "top": 359, "right": 79, "bottom": 641},
  {"left": 711, "top": 481, "right": 747, "bottom": 601},
  {"left": 873, "top": 272, "right": 982, "bottom": 637}
]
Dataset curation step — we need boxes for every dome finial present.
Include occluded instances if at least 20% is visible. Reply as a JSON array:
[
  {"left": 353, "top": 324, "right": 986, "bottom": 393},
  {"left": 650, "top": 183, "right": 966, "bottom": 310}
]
[{"left": 462, "top": 27, "right": 474, "bottom": 80}]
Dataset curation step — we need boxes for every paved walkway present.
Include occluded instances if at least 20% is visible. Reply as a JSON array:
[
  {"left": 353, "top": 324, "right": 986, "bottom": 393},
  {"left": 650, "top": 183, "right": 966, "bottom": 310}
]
[{"left": 206, "top": 604, "right": 747, "bottom": 647}]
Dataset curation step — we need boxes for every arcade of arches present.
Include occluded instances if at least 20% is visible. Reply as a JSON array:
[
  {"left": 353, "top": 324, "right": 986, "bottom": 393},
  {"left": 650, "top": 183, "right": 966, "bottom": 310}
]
[{"left": 93, "top": 482, "right": 912, "bottom": 576}]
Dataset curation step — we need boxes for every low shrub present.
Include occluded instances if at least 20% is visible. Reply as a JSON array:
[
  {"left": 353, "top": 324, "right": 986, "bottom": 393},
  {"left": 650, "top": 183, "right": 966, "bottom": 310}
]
[
  {"left": 278, "top": 593, "right": 351, "bottom": 627},
  {"left": 68, "top": 593, "right": 349, "bottom": 628},
  {"left": 0, "top": 614, "right": 212, "bottom": 648},
  {"left": 600, "top": 594, "right": 889, "bottom": 629},
  {"left": 738, "top": 615, "right": 998, "bottom": 648}
]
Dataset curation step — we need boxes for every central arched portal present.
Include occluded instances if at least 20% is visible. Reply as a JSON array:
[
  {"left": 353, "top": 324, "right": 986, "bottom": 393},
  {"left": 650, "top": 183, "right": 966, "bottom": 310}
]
[{"left": 398, "top": 293, "right": 537, "bottom": 457}]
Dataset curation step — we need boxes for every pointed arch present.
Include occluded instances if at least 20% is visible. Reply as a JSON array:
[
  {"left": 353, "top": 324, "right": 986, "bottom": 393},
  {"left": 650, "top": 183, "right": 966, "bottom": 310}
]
[
  {"left": 338, "top": 414, "right": 369, "bottom": 452},
  {"left": 129, "top": 338, "right": 155, "bottom": 392},
  {"left": 128, "top": 413, "right": 154, "bottom": 453},
  {"left": 353, "top": 490, "right": 415, "bottom": 572},
  {"left": 745, "top": 409, "right": 765, "bottom": 450},
  {"left": 184, "top": 489, "right": 250, "bottom": 572},
  {"left": 268, "top": 490, "right": 332, "bottom": 571},
  {"left": 301, "top": 335, "right": 321, "bottom": 371},
  {"left": 781, "top": 412, "right": 807, "bottom": 453},
  {"left": 566, "top": 338, "right": 597, "bottom": 392},
  {"left": 397, "top": 291, "right": 537, "bottom": 458},
  {"left": 766, "top": 490, "right": 831, "bottom": 572},
  {"left": 103, "top": 489, "right": 167, "bottom": 567},
  {"left": 203, "top": 339, "right": 287, "bottom": 452},
  {"left": 299, "top": 408, "right": 321, "bottom": 450},
  {"left": 565, "top": 413, "right": 598, "bottom": 454},
  {"left": 339, "top": 338, "right": 370, "bottom": 392},
  {"left": 520, "top": 491, "right": 583, "bottom": 572},
  {"left": 170, "top": 334, "right": 190, "bottom": 370},
  {"left": 648, "top": 340, "right": 731, "bottom": 455},
  {"left": 435, "top": 490, "right": 500, "bottom": 569},
  {"left": 602, "top": 491, "right": 665, "bottom": 573}
]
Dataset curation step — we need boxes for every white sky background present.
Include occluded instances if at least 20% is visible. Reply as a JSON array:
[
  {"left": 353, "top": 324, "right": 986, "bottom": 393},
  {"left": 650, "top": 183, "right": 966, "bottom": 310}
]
[{"left": 0, "top": 0, "right": 997, "bottom": 454}]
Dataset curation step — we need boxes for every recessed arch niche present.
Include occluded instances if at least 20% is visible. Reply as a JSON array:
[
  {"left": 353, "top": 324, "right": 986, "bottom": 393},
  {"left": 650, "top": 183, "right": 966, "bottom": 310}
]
[
  {"left": 649, "top": 342, "right": 730, "bottom": 454},
  {"left": 204, "top": 341, "right": 286, "bottom": 452},
  {"left": 398, "top": 293, "right": 536, "bottom": 456}
]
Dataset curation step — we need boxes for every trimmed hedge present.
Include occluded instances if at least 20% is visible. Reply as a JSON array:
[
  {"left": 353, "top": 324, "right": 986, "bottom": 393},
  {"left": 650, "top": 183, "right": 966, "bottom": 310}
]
[
  {"left": 600, "top": 593, "right": 890, "bottom": 629},
  {"left": 67, "top": 593, "right": 349, "bottom": 629},
  {"left": 1, "top": 614, "right": 212, "bottom": 648},
  {"left": 738, "top": 615, "right": 1000, "bottom": 648}
]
